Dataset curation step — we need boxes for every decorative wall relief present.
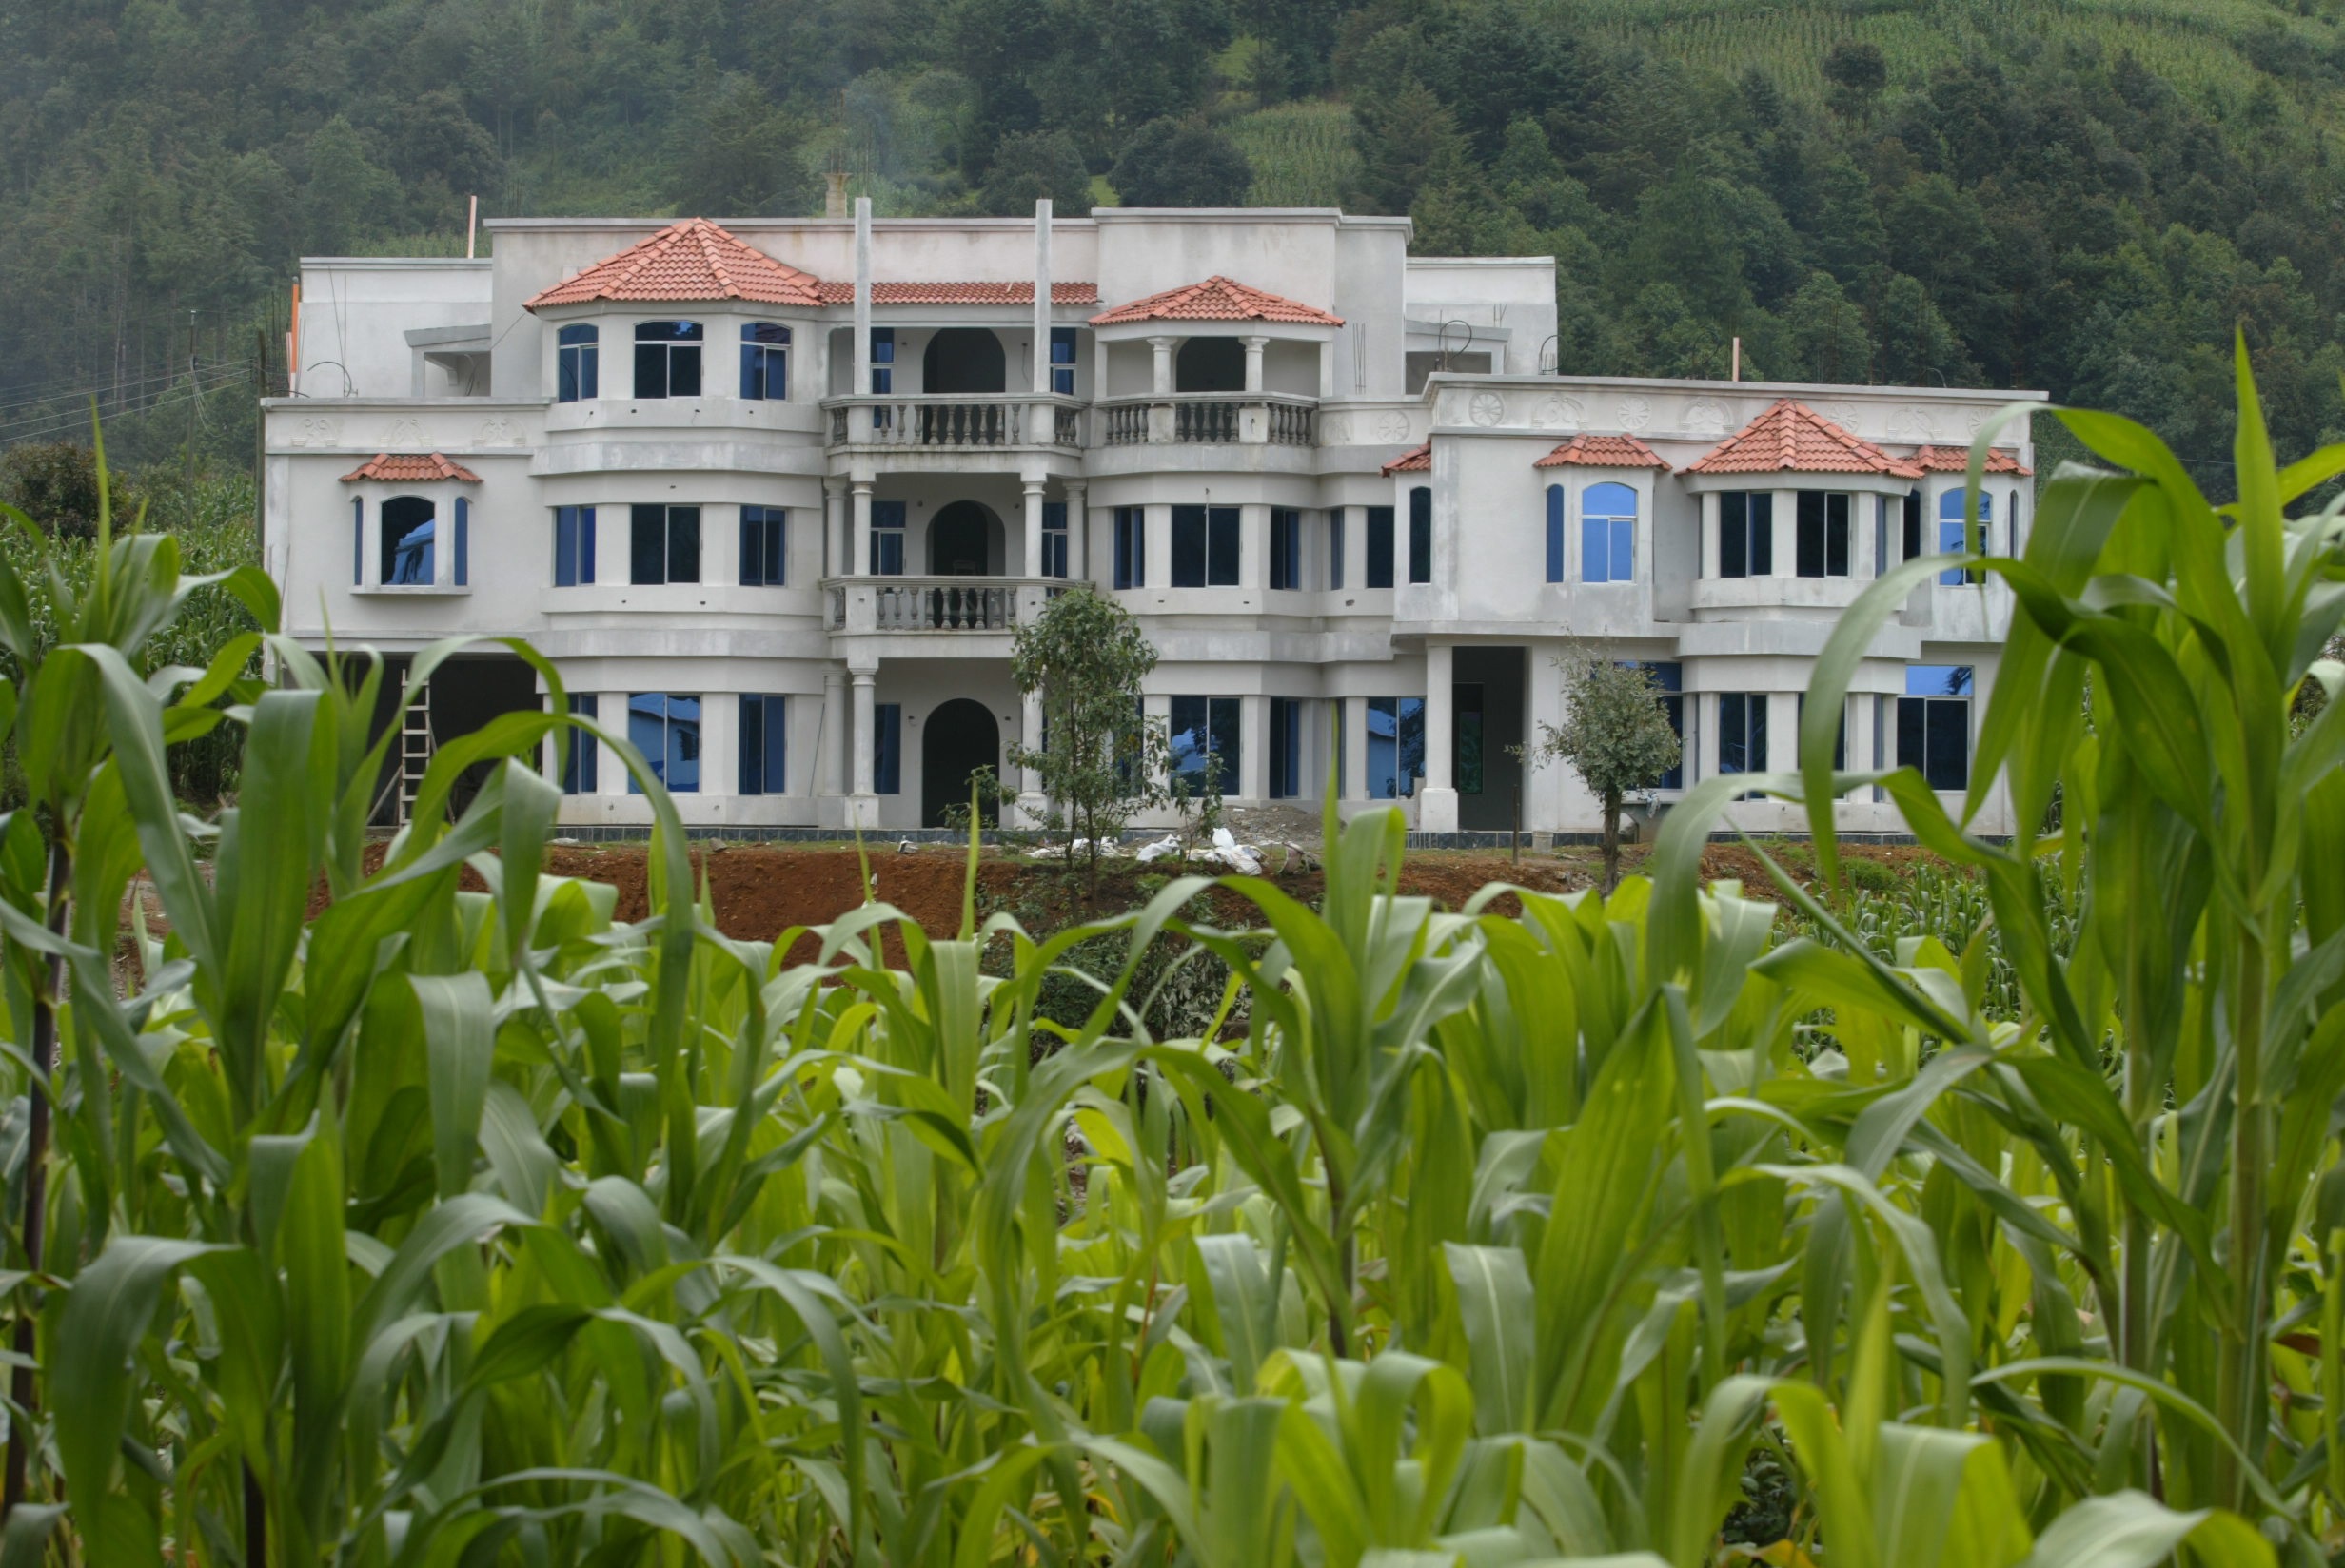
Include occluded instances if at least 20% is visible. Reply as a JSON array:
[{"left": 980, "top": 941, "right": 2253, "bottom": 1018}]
[
  {"left": 473, "top": 416, "right": 524, "bottom": 446},
  {"left": 1684, "top": 398, "right": 1733, "bottom": 435},
  {"left": 1614, "top": 394, "right": 1652, "bottom": 431},
  {"left": 1373, "top": 409, "right": 1412, "bottom": 443},
  {"left": 1468, "top": 390, "right": 1507, "bottom": 427},
  {"left": 386, "top": 418, "right": 430, "bottom": 448},
  {"left": 288, "top": 416, "right": 342, "bottom": 447}
]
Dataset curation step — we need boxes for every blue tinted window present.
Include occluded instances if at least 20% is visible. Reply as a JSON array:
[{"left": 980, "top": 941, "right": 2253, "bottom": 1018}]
[
  {"left": 1367, "top": 696, "right": 1425, "bottom": 798},
  {"left": 1718, "top": 693, "right": 1767, "bottom": 776},
  {"left": 1408, "top": 487, "right": 1431, "bottom": 584},
  {"left": 634, "top": 321, "right": 702, "bottom": 398},
  {"left": 1635, "top": 661, "right": 1685, "bottom": 788},
  {"left": 1050, "top": 326, "right": 1076, "bottom": 396},
  {"left": 1042, "top": 501, "right": 1068, "bottom": 579},
  {"left": 870, "top": 327, "right": 894, "bottom": 396},
  {"left": 562, "top": 693, "right": 599, "bottom": 794},
  {"left": 1582, "top": 481, "right": 1636, "bottom": 582},
  {"left": 871, "top": 500, "right": 905, "bottom": 576},
  {"left": 1169, "top": 696, "right": 1241, "bottom": 794},
  {"left": 739, "top": 694, "right": 787, "bottom": 794},
  {"left": 352, "top": 497, "right": 364, "bottom": 585},
  {"left": 557, "top": 323, "right": 599, "bottom": 402},
  {"left": 740, "top": 323, "right": 790, "bottom": 400},
  {"left": 1270, "top": 508, "right": 1301, "bottom": 590},
  {"left": 1365, "top": 506, "right": 1395, "bottom": 588},
  {"left": 1905, "top": 664, "right": 1974, "bottom": 696},
  {"left": 555, "top": 505, "right": 596, "bottom": 586},
  {"left": 382, "top": 496, "right": 436, "bottom": 585},
  {"left": 1937, "top": 489, "right": 1992, "bottom": 583},
  {"left": 740, "top": 506, "right": 786, "bottom": 585},
  {"left": 1270, "top": 697, "right": 1302, "bottom": 797},
  {"left": 875, "top": 703, "right": 901, "bottom": 794},
  {"left": 1545, "top": 485, "right": 1564, "bottom": 582},
  {"left": 1113, "top": 507, "right": 1144, "bottom": 589},
  {"left": 1899, "top": 666, "right": 1973, "bottom": 789},
  {"left": 453, "top": 497, "right": 469, "bottom": 586},
  {"left": 1328, "top": 509, "right": 1345, "bottom": 590},
  {"left": 1720, "top": 492, "right": 1772, "bottom": 578},
  {"left": 627, "top": 693, "right": 701, "bottom": 793}
]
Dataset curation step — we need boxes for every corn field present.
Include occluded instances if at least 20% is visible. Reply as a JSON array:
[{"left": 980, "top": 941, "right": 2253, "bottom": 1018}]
[{"left": 0, "top": 359, "right": 2342, "bottom": 1566}]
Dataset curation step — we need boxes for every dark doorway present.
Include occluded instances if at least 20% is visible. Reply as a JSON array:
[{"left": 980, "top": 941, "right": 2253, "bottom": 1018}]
[
  {"left": 361, "top": 652, "right": 543, "bottom": 825},
  {"left": 928, "top": 500, "right": 1000, "bottom": 575},
  {"left": 1175, "top": 336, "right": 1245, "bottom": 392},
  {"left": 1456, "top": 646, "right": 1527, "bottom": 832},
  {"left": 922, "top": 698, "right": 1001, "bottom": 828},
  {"left": 922, "top": 328, "right": 1007, "bottom": 394},
  {"left": 381, "top": 496, "right": 437, "bottom": 584}
]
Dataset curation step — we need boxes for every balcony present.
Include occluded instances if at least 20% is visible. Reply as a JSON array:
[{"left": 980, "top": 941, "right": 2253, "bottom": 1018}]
[
  {"left": 824, "top": 576, "right": 1059, "bottom": 635},
  {"left": 1098, "top": 393, "right": 1316, "bottom": 448},
  {"left": 821, "top": 395, "right": 1082, "bottom": 452}
]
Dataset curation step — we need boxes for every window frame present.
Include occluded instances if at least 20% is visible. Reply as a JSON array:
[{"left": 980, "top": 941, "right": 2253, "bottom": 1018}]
[
  {"left": 1270, "top": 507, "right": 1302, "bottom": 590},
  {"left": 1366, "top": 695, "right": 1425, "bottom": 799},
  {"left": 738, "top": 693, "right": 788, "bottom": 794},
  {"left": 1049, "top": 326, "right": 1077, "bottom": 396},
  {"left": 874, "top": 702, "right": 902, "bottom": 794},
  {"left": 1269, "top": 696, "right": 1303, "bottom": 797},
  {"left": 1937, "top": 489, "right": 1993, "bottom": 585},
  {"left": 1113, "top": 506, "right": 1145, "bottom": 589},
  {"left": 1645, "top": 662, "right": 1685, "bottom": 789},
  {"left": 1041, "top": 501, "right": 1069, "bottom": 579},
  {"left": 1171, "top": 504, "right": 1240, "bottom": 588},
  {"left": 554, "top": 505, "right": 597, "bottom": 587},
  {"left": 1168, "top": 695, "right": 1242, "bottom": 795},
  {"left": 633, "top": 320, "right": 704, "bottom": 400},
  {"left": 871, "top": 500, "right": 906, "bottom": 577},
  {"left": 562, "top": 693, "right": 600, "bottom": 794},
  {"left": 739, "top": 323, "right": 791, "bottom": 401},
  {"left": 1717, "top": 692, "right": 1768, "bottom": 780},
  {"left": 740, "top": 505, "right": 787, "bottom": 587},
  {"left": 1408, "top": 486, "right": 1432, "bottom": 584},
  {"left": 870, "top": 327, "right": 895, "bottom": 395},
  {"left": 1718, "top": 491, "right": 1773, "bottom": 578},
  {"left": 1545, "top": 484, "right": 1566, "bottom": 583},
  {"left": 1795, "top": 491, "right": 1852, "bottom": 578},
  {"left": 1898, "top": 664, "right": 1974, "bottom": 789},
  {"left": 626, "top": 693, "right": 702, "bottom": 794},
  {"left": 557, "top": 323, "right": 600, "bottom": 402},
  {"left": 1581, "top": 480, "right": 1638, "bottom": 583},
  {"left": 381, "top": 496, "right": 438, "bottom": 586},
  {"left": 1365, "top": 505, "right": 1396, "bottom": 589},
  {"left": 630, "top": 503, "right": 701, "bottom": 585}
]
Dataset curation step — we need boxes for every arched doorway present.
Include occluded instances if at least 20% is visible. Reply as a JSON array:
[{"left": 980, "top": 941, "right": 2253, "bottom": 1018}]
[
  {"left": 927, "top": 500, "right": 1001, "bottom": 576},
  {"left": 1175, "top": 336, "right": 1245, "bottom": 392},
  {"left": 922, "top": 699, "right": 1001, "bottom": 828},
  {"left": 922, "top": 329, "right": 1006, "bottom": 394}
]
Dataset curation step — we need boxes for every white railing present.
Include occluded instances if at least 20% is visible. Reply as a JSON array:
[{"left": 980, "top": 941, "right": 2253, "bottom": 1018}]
[
  {"left": 823, "top": 577, "right": 1051, "bottom": 634},
  {"left": 1096, "top": 393, "right": 1316, "bottom": 447},
  {"left": 820, "top": 395, "right": 1082, "bottom": 450}
]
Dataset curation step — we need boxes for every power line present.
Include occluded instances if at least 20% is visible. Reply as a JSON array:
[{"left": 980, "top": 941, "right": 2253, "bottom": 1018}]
[
  {"left": 0, "top": 366, "right": 249, "bottom": 447},
  {"left": 0, "top": 361, "right": 243, "bottom": 419}
]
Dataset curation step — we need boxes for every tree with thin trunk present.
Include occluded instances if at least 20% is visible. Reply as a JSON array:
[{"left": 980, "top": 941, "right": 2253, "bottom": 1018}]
[
  {"left": 1521, "top": 649, "right": 1683, "bottom": 892},
  {"left": 1008, "top": 585, "right": 1172, "bottom": 895}
]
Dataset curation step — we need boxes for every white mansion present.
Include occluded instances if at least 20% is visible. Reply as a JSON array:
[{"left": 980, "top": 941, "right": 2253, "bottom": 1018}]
[{"left": 264, "top": 203, "right": 2036, "bottom": 836}]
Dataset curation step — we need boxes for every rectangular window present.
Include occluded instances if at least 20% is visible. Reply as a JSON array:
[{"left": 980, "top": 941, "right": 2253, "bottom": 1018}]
[
  {"left": 383, "top": 500, "right": 436, "bottom": 585},
  {"left": 1042, "top": 501, "right": 1068, "bottom": 578},
  {"left": 634, "top": 321, "right": 703, "bottom": 399},
  {"left": 562, "top": 693, "right": 599, "bottom": 794},
  {"left": 1408, "top": 486, "right": 1432, "bottom": 584},
  {"left": 1898, "top": 665, "right": 1974, "bottom": 789},
  {"left": 631, "top": 504, "right": 700, "bottom": 585},
  {"left": 453, "top": 497, "right": 469, "bottom": 587},
  {"left": 1646, "top": 662, "right": 1685, "bottom": 789},
  {"left": 739, "top": 323, "right": 790, "bottom": 401},
  {"left": 1366, "top": 505, "right": 1395, "bottom": 588},
  {"left": 558, "top": 324, "right": 599, "bottom": 402},
  {"left": 1113, "top": 506, "right": 1145, "bottom": 589},
  {"left": 1796, "top": 693, "right": 1849, "bottom": 770},
  {"left": 626, "top": 693, "right": 700, "bottom": 794},
  {"left": 1902, "top": 489, "right": 1921, "bottom": 565},
  {"left": 1169, "top": 696, "right": 1241, "bottom": 795},
  {"left": 1328, "top": 508, "right": 1346, "bottom": 590},
  {"left": 1719, "top": 492, "right": 1772, "bottom": 578},
  {"left": 1874, "top": 495, "right": 1889, "bottom": 578},
  {"left": 1718, "top": 693, "right": 1767, "bottom": 779},
  {"left": 1367, "top": 696, "right": 1425, "bottom": 798},
  {"left": 870, "top": 327, "right": 894, "bottom": 395},
  {"left": 874, "top": 703, "right": 902, "bottom": 794},
  {"left": 1796, "top": 492, "right": 1850, "bottom": 578},
  {"left": 1171, "top": 505, "right": 1239, "bottom": 587},
  {"left": 739, "top": 694, "right": 787, "bottom": 794},
  {"left": 352, "top": 498, "right": 364, "bottom": 586},
  {"left": 1581, "top": 481, "right": 1638, "bottom": 583},
  {"left": 739, "top": 506, "right": 786, "bottom": 586},
  {"left": 1456, "top": 682, "right": 1484, "bottom": 794},
  {"left": 1049, "top": 326, "right": 1076, "bottom": 396},
  {"left": 1269, "top": 696, "right": 1302, "bottom": 797},
  {"left": 1938, "top": 491, "right": 1993, "bottom": 585},
  {"left": 1546, "top": 484, "right": 1566, "bottom": 582},
  {"left": 871, "top": 500, "right": 905, "bottom": 577},
  {"left": 1270, "top": 508, "right": 1301, "bottom": 590},
  {"left": 554, "top": 505, "right": 597, "bottom": 586}
]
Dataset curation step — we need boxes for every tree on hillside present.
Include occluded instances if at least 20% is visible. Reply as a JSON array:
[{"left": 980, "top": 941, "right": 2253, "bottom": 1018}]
[
  {"left": 1787, "top": 271, "right": 1874, "bottom": 383},
  {"left": 1521, "top": 651, "right": 1683, "bottom": 893},
  {"left": 1110, "top": 119, "right": 1252, "bottom": 207},
  {"left": 1008, "top": 585, "right": 1172, "bottom": 892},
  {"left": 981, "top": 130, "right": 1094, "bottom": 215},
  {"left": 669, "top": 79, "right": 817, "bottom": 217}
]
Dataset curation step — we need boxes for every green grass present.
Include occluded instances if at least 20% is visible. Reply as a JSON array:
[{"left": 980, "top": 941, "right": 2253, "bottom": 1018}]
[{"left": 1231, "top": 100, "right": 1362, "bottom": 208}]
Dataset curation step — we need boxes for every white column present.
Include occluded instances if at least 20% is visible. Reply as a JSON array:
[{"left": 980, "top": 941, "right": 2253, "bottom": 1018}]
[
  {"left": 1318, "top": 337, "right": 1336, "bottom": 399},
  {"left": 1022, "top": 477, "right": 1046, "bottom": 579},
  {"left": 1241, "top": 334, "right": 1268, "bottom": 393},
  {"left": 1017, "top": 689, "right": 1046, "bottom": 826},
  {"left": 1239, "top": 695, "right": 1267, "bottom": 803},
  {"left": 1032, "top": 199, "right": 1054, "bottom": 396},
  {"left": 820, "top": 666, "right": 846, "bottom": 796},
  {"left": 851, "top": 479, "right": 873, "bottom": 578},
  {"left": 1066, "top": 480, "right": 1090, "bottom": 581},
  {"left": 1343, "top": 696, "right": 1367, "bottom": 801},
  {"left": 1419, "top": 642, "right": 1459, "bottom": 833},
  {"left": 1150, "top": 336, "right": 1175, "bottom": 395},
  {"left": 848, "top": 666, "right": 878, "bottom": 827},
  {"left": 824, "top": 478, "right": 847, "bottom": 578},
  {"left": 853, "top": 198, "right": 874, "bottom": 405}
]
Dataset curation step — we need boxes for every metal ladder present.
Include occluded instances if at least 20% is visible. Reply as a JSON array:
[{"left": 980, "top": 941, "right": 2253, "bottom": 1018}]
[{"left": 396, "top": 675, "right": 433, "bottom": 825}]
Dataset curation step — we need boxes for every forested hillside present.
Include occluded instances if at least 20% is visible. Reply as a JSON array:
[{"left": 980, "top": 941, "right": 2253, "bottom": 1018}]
[{"left": 7, "top": 0, "right": 2345, "bottom": 481}]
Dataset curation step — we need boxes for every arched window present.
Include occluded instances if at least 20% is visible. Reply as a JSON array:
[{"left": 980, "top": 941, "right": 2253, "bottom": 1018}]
[
  {"left": 381, "top": 496, "right": 436, "bottom": 585},
  {"left": 1545, "top": 484, "right": 1565, "bottom": 582},
  {"left": 1582, "top": 481, "right": 1636, "bottom": 582},
  {"left": 557, "top": 324, "right": 599, "bottom": 402},
  {"left": 1937, "top": 487, "right": 1993, "bottom": 584}
]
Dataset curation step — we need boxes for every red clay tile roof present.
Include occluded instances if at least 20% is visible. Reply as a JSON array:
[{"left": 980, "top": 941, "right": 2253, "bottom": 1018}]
[
  {"left": 341, "top": 452, "right": 483, "bottom": 483},
  {"left": 526, "top": 218, "right": 824, "bottom": 309},
  {"left": 1913, "top": 443, "right": 2033, "bottom": 476},
  {"left": 1685, "top": 399, "right": 1923, "bottom": 479},
  {"left": 1090, "top": 275, "right": 1343, "bottom": 326},
  {"left": 1533, "top": 433, "right": 1671, "bottom": 469},
  {"left": 1381, "top": 442, "right": 1431, "bottom": 475},
  {"left": 813, "top": 280, "right": 1100, "bottom": 304}
]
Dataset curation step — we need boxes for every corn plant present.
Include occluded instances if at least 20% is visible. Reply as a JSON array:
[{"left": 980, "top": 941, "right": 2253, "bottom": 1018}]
[{"left": 0, "top": 359, "right": 2337, "bottom": 1568}]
